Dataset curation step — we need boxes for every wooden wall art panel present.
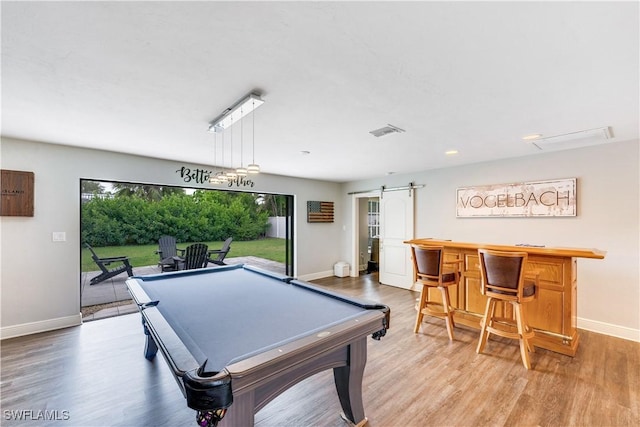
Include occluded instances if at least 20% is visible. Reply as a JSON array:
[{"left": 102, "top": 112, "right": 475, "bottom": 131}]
[
  {"left": 1, "top": 170, "right": 34, "bottom": 217},
  {"left": 307, "top": 201, "right": 334, "bottom": 223}
]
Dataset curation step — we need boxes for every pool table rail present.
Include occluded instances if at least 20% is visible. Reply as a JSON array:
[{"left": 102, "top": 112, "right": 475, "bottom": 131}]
[{"left": 289, "top": 279, "right": 390, "bottom": 338}]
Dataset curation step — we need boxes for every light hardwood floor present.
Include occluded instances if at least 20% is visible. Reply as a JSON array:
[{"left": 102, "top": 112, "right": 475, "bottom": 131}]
[{"left": 1, "top": 273, "right": 638, "bottom": 426}]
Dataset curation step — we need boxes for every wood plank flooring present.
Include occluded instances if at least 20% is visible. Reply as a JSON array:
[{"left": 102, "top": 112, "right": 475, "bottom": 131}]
[{"left": 1, "top": 273, "right": 638, "bottom": 426}]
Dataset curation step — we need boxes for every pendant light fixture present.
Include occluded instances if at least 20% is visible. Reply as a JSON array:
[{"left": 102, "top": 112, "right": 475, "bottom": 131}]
[
  {"left": 209, "top": 133, "right": 227, "bottom": 184},
  {"left": 208, "top": 92, "right": 264, "bottom": 183},
  {"left": 247, "top": 97, "right": 260, "bottom": 174},
  {"left": 225, "top": 124, "right": 237, "bottom": 179},
  {"left": 236, "top": 105, "right": 248, "bottom": 177}
]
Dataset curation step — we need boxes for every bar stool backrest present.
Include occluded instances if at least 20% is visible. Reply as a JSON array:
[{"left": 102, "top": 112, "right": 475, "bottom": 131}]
[
  {"left": 478, "top": 249, "right": 528, "bottom": 300},
  {"left": 413, "top": 246, "right": 443, "bottom": 279}
]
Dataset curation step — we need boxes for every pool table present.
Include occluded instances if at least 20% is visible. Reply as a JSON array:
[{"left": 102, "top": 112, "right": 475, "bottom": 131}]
[{"left": 126, "top": 264, "right": 390, "bottom": 427}]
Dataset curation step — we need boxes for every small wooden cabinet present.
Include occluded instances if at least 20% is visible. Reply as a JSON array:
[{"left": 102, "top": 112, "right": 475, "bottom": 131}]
[{"left": 406, "top": 239, "right": 606, "bottom": 356}]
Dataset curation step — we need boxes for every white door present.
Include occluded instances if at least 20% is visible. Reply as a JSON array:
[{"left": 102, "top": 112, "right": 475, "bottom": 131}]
[{"left": 379, "top": 188, "right": 414, "bottom": 288}]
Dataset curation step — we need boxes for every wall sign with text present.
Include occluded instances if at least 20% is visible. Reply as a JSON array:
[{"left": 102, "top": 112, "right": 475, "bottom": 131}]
[
  {"left": 176, "top": 166, "right": 255, "bottom": 188},
  {"left": 456, "top": 178, "right": 577, "bottom": 217},
  {"left": 1, "top": 169, "right": 35, "bottom": 216}
]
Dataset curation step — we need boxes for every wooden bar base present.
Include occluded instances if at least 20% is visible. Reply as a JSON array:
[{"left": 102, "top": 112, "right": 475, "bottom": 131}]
[
  {"left": 406, "top": 239, "right": 605, "bottom": 357},
  {"left": 450, "top": 311, "right": 579, "bottom": 356}
]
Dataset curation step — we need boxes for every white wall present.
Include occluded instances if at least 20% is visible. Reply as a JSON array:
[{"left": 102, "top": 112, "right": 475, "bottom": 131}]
[
  {"left": 341, "top": 140, "right": 640, "bottom": 341},
  {"left": 0, "top": 137, "right": 343, "bottom": 338},
  {"left": 2, "top": 137, "right": 638, "bottom": 341}
]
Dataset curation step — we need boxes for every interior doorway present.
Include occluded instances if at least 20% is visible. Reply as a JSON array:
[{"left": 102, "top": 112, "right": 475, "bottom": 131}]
[
  {"left": 351, "top": 187, "right": 415, "bottom": 288},
  {"left": 351, "top": 191, "right": 380, "bottom": 276},
  {"left": 80, "top": 179, "right": 294, "bottom": 320}
]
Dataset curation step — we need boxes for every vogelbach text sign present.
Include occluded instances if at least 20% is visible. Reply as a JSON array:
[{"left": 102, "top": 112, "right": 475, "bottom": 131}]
[{"left": 456, "top": 178, "right": 576, "bottom": 217}]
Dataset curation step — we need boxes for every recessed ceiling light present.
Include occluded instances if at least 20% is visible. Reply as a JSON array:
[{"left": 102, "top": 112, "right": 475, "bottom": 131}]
[
  {"left": 300, "top": 150, "right": 311, "bottom": 155},
  {"left": 445, "top": 150, "right": 458, "bottom": 155},
  {"left": 522, "top": 134, "right": 543, "bottom": 141},
  {"left": 533, "top": 127, "right": 611, "bottom": 145},
  {"left": 369, "top": 124, "right": 405, "bottom": 138}
]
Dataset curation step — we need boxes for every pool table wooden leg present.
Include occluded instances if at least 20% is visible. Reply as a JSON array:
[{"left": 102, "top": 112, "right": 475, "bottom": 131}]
[
  {"left": 333, "top": 338, "right": 368, "bottom": 426},
  {"left": 217, "top": 391, "right": 255, "bottom": 427},
  {"left": 142, "top": 321, "right": 158, "bottom": 360}
]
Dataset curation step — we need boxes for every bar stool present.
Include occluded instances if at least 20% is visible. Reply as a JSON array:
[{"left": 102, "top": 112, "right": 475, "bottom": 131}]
[
  {"left": 410, "top": 245, "right": 463, "bottom": 340},
  {"left": 476, "top": 249, "right": 538, "bottom": 369}
]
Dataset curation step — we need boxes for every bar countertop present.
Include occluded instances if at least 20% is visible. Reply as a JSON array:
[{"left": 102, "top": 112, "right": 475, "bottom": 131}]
[{"left": 404, "top": 238, "right": 606, "bottom": 259}]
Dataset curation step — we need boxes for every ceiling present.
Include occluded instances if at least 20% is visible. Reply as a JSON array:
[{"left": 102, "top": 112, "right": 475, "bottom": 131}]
[{"left": 2, "top": 1, "right": 638, "bottom": 183}]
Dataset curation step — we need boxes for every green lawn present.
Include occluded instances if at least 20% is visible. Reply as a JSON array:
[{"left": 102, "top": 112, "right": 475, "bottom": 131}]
[{"left": 82, "top": 238, "right": 286, "bottom": 272}]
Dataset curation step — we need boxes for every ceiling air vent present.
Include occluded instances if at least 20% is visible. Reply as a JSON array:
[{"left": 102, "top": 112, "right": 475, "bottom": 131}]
[
  {"left": 369, "top": 124, "right": 406, "bottom": 137},
  {"left": 532, "top": 127, "right": 612, "bottom": 151}
]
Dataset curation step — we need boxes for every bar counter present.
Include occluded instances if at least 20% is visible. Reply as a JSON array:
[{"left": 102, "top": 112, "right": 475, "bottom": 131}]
[{"left": 405, "top": 238, "right": 606, "bottom": 356}]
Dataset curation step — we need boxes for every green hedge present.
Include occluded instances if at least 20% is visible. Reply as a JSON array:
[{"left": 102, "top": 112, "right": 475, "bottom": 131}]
[{"left": 82, "top": 190, "right": 270, "bottom": 246}]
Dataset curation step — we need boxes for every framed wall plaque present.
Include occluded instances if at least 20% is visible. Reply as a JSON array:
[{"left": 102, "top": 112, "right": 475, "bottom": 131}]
[
  {"left": 456, "top": 178, "right": 577, "bottom": 217},
  {"left": 1, "top": 170, "right": 35, "bottom": 216}
]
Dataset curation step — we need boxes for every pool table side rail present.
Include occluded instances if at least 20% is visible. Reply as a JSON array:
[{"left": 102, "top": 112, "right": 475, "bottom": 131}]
[
  {"left": 242, "top": 264, "right": 293, "bottom": 282},
  {"left": 289, "top": 279, "right": 391, "bottom": 332},
  {"left": 126, "top": 277, "right": 205, "bottom": 377},
  {"left": 129, "top": 263, "right": 292, "bottom": 283},
  {"left": 127, "top": 277, "right": 235, "bottom": 412},
  {"left": 142, "top": 308, "right": 202, "bottom": 377},
  {"left": 226, "top": 310, "right": 386, "bottom": 378},
  {"left": 126, "top": 277, "right": 154, "bottom": 305},
  {"left": 223, "top": 310, "right": 386, "bottom": 416}
]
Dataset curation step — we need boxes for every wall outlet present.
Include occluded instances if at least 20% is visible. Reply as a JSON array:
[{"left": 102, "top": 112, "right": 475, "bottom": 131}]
[{"left": 52, "top": 232, "right": 66, "bottom": 242}]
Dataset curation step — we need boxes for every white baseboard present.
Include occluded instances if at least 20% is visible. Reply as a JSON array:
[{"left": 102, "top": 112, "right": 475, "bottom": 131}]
[
  {"left": 1, "top": 313, "right": 82, "bottom": 340},
  {"left": 577, "top": 317, "right": 640, "bottom": 342}
]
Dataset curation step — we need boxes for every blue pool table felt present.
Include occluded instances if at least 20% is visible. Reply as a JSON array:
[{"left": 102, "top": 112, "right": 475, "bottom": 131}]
[{"left": 135, "top": 267, "right": 368, "bottom": 372}]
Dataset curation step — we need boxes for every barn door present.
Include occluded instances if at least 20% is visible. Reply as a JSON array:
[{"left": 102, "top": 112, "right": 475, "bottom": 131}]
[{"left": 378, "top": 188, "right": 414, "bottom": 288}]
